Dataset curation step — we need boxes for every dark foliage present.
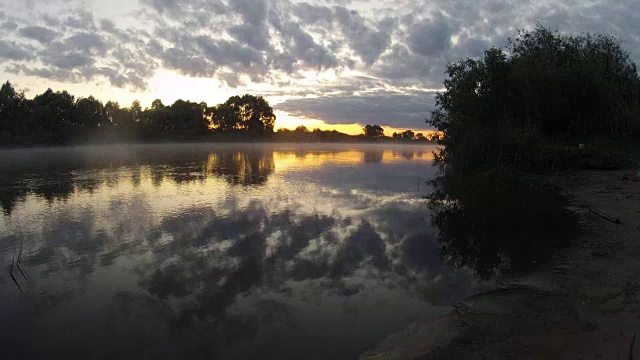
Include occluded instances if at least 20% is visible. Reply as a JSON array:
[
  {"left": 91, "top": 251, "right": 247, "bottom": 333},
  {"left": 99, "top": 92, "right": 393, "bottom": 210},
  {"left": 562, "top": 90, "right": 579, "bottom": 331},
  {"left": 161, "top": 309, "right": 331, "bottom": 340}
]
[
  {"left": 427, "top": 25, "right": 640, "bottom": 173},
  {"left": 363, "top": 124, "right": 384, "bottom": 138},
  {"left": 0, "top": 83, "right": 278, "bottom": 146},
  {"left": 427, "top": 169, "right": 578, "bottom": 278}
]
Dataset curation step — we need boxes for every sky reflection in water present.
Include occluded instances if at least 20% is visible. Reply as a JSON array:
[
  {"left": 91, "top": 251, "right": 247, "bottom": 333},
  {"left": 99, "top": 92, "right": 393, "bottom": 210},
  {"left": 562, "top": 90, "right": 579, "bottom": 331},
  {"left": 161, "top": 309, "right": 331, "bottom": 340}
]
[{"left": 0, "top": 143, "right": 488, "bottom": 360}]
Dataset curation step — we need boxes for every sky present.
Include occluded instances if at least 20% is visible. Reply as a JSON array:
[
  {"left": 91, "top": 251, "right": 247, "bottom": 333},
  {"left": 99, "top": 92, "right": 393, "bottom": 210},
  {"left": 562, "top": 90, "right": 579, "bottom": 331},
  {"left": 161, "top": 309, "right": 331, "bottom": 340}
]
[{"left": 0, "top": 0, "right": 639, "bottom": 135}]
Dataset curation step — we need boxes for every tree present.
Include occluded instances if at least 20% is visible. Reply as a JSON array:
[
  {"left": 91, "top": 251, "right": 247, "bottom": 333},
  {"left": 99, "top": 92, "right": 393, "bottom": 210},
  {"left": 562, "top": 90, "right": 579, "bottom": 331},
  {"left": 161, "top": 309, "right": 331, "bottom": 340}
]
[
  {"left": 363, "top": 124, "right": 384, "bottom": 138},
  {"left": 416, "top": 133, "right": 426, "bottom": 141},
  {"left": 169, "top": 99, "right": 209, "bottom": 136},
  {"left": 211, "top": 103, "right": 241, "bottom": 132},
  {"left": 105, "top": 101, "right": 132, "bottom": 128},
  {"left": 30, "top": 89, "right": 77, "bottom": 143},
  {"left": 0, "top": 81, "right": 29, "bottom": 140},
  {"left": 76, "top": 96, "right": 106, "bottom": 129},
  {"left": 427, "top": 25, "right": 640, "bottom": 172},
  {"left": 144, "top": 99, "right": 171, "bottom": 133},
  {"left": 401, "top": 130, "right": 415, "bottom": 140},
  {"left": 222, "top": 94, "right": 276, "bottom": 135},
  {"left": 130, "top": 100, "right": 143, "bottom": 124}
]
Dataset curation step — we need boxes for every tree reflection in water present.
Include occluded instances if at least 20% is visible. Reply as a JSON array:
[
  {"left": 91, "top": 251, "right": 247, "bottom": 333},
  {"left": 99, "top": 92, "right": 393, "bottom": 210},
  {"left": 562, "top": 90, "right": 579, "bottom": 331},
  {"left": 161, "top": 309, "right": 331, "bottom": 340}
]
[
  {"left": 427, "top": 168, "right": 579, "bottom": 278},
  {"left": 0, "top": 146, "right": 276, "bottom": 214}
]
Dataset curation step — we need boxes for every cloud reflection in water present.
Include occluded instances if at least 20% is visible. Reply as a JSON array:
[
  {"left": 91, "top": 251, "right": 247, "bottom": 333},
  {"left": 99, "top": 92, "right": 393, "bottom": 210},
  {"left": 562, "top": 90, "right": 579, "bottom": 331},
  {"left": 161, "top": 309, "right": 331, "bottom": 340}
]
[{"left": 0, "top": 144, "right": 485, "bottom": 360}]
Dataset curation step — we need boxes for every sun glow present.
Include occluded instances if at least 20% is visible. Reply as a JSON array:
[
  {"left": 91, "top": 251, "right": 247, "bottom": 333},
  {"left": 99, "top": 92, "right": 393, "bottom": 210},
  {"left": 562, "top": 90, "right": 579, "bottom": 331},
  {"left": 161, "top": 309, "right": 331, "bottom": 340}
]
[{"left": 272, "top": 149, "right": 435, "bottom": 171}]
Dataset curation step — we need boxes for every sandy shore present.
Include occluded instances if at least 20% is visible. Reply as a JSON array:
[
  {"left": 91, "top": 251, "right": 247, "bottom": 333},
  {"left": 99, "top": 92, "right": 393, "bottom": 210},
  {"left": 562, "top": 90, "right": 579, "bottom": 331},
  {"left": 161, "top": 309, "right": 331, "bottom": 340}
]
[{"left": 363, "top": 169, "right": 640, "bottom": 360}]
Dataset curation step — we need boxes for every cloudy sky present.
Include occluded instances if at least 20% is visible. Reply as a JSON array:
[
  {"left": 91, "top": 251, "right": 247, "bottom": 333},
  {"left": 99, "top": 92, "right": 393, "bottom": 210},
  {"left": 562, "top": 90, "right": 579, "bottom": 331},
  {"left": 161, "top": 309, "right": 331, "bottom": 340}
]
[{"left": 1, "top": 0, "right": 639, "bottom": 134}]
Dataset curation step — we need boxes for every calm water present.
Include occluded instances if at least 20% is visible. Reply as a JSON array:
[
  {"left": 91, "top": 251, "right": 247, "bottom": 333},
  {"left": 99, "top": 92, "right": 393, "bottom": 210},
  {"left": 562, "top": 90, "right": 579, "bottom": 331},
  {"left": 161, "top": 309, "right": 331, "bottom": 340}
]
[{"left": 0, "top": 143, "right": 489, "bottom": 359}]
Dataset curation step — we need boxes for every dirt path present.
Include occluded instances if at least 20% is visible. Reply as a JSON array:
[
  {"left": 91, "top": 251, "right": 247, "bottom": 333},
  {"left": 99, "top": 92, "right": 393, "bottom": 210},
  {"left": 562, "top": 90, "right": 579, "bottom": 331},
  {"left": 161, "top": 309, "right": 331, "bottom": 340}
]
[{"left": 363, "top": 169, "right": 640, "bottom": 360}]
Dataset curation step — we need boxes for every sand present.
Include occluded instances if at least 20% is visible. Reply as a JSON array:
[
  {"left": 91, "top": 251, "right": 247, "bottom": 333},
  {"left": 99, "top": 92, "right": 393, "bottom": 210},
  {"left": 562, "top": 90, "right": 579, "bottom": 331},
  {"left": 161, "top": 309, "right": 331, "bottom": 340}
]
[{"left": 363, "top": 169, "right": 640, "bottom": 360}]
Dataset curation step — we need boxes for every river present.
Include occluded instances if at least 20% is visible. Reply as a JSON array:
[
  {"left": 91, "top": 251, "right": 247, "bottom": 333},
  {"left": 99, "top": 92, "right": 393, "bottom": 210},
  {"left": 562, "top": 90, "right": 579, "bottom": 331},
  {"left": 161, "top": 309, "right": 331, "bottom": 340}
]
[{"left": 0, "top": 143, "right": 494, "bottom": 360}]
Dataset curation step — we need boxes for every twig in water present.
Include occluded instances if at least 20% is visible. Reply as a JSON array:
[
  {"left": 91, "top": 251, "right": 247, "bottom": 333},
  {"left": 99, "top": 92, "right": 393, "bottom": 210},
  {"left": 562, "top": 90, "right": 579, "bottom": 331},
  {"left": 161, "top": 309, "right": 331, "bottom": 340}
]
[
  {"left": 588, "top": 207, "right": 621, "bottom": 224},
  {"left": 629, "top": 333, "right": 636, "bottom": 360},
  {"left": 16, "top": 239, "right": 29, "bottom": 283},
  {"left": 9, "top": 252, "right": 24, "bottom": 295}
]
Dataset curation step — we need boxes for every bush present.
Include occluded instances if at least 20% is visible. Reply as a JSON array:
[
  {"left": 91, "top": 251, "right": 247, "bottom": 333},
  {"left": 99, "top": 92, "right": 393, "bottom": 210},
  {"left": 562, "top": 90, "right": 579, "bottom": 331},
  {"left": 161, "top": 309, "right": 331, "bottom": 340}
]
[{"left": 428, "top": 25, "right": 640, "bottom": 173}]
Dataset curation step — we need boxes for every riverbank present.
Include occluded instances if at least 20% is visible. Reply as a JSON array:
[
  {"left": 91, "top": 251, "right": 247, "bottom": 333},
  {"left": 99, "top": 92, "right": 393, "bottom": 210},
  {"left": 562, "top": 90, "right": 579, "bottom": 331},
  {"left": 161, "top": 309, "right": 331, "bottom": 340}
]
[{"left": 363, "top": 168, "right": 640, "bottom": 359}]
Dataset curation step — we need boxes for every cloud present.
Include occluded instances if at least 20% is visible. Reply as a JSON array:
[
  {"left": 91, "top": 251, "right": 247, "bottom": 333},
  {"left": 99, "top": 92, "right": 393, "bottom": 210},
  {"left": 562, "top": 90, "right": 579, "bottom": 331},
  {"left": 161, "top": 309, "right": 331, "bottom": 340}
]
[
  {"left": 334, "top": 6, "right": 391, "bottom": 65},
  {"left": 0, "top": 40, "right": 32, "bottom": 61},
  {"left": 275, "top": 90, "right": 437, "bottom": 129},
  {"left": 228, "top": 23, "right": 271, "bottom": 50},
  {"left": 8, "top": 64, "right": 83, "bottom": 83},
  {"left": 64, "top": 32, "right": 107, "bottom": 54},
  {"left": 44, "top": 51, "right": 95, "bottom": 69},
  {"left": 1, "top": 0, "right": 640, "bottom": 127},
  {"left": 229, "top": 0, "right": 268, "bottom": 26},
  {"left": 281, "top": 21, "right": 340, "bottom": 70},
  {"left": 292, "top": 3, "right": 333, "bottom": 25},
  {"left": 407, "top": 15, "right": 453, "bottom": 56},
  {"left": 2, "top": 20, "right": 18, "bottom": 31},
  {"left": 18, "top": 25, "right": 58, "bottom": 43}
]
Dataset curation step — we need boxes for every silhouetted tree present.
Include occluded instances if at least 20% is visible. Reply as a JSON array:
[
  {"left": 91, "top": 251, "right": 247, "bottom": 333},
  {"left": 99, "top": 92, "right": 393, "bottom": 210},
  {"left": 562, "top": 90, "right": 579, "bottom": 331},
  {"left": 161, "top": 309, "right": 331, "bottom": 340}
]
[
  {"left": 105, "top": 101, "right": 132, "bottom": 129},
  {"left": 76, "top": 96, "right": 107, "bottom": 129},
  {"left": 0, "top": 86, "right": 285, "bottom": 144},
  {"left": 168, "top": 99, "right": 209, "bottom": 136},
  {"left": 30, "top": 89, "right": 77, "bottom": 143},
  {"left": 428, "top": 25, "right": 640, "bottom": 172},
  {"left": 222, "top": 94, "right": 276, "bottom": 135},
  {"left": 363, "top": 124, "right": 384, "bottom": 138},
  {"left": 0, "top": 81, "right": 29, "bottom": 142},
  {"left": 211, "top": 103, "right": 240, "bottom": 132},
  {"left": 400, "top": 130, "right": 415, "bottom": 140}
]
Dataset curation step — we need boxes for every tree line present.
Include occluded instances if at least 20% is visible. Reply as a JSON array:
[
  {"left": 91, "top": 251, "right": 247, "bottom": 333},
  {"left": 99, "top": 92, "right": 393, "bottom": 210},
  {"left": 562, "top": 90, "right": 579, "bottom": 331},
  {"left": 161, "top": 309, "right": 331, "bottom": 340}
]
[
  {"left": 428, "top": 25, "right": 640, "bottom": 173},
  {"left": 362, "top": 124, "right": 430, "bottom": 141},
  {"left": 274, "top": 124, "right": 433, "bottom": 142},
  {"left": 0, "top": 82, "right": 433, "bottom": 146},
  {"left": 0, "top": 83, "right": 276, "bottom": 145}
]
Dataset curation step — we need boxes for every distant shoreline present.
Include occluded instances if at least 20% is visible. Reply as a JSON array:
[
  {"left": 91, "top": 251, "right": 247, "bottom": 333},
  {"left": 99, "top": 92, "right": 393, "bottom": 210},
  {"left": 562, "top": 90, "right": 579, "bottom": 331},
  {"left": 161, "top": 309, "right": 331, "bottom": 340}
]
[{"left": 0, "top": 138, "right": 437, "bottom": 150}]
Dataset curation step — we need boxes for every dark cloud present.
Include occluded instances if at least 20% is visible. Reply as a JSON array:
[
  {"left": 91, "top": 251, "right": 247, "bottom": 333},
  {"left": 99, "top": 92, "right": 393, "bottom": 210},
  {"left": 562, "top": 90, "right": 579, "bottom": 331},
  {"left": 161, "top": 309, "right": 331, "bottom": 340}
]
[
  {"left": 18, "top": 25, "right": 58, "bottom": 43},
  {"left": 44, "top": 51, "right": 94, "bottom": 69},
  {"left": 275, "top": 91, "right": 437, "bottom": 129},
  {"left": 63, "top": 9, "right": 96, "bottom": 31},
  {"left": 99, "top": 18, "right": 116, "bottom": 33},
  {"left": 281, "top": 21, "right": 339, "bottom": 70},
  {"left": 228, "top": 23, "right": 271, "bottom": 50},
  {"left": 8, "top": 64, "right": 83, "bottom": 82},
  {"left": 408, "top": 15, "right": 453, "bottom": 56},
  {"left": 292, "top": 3, "right": 333, "bottom": 25},
  {"left": 229, "top": 0, "right": 268, "bottom": 26},
  {"left": 334, "top": 7, "right": 391, "bottom": 65},
  {"left": 2, "top": 20, "right": 18, "bottom": 31},
  {"left": 373, "top": 44, "right": 435, "bottom": 85},
  {"left": 142, "top": 0, "right": 228, "bottom": 15},
  {"left": 64, "top": 32, "right": 107, "bottom": 54},
  {"left": 0, "top": 41, "right": 32, "bottom": 61}
]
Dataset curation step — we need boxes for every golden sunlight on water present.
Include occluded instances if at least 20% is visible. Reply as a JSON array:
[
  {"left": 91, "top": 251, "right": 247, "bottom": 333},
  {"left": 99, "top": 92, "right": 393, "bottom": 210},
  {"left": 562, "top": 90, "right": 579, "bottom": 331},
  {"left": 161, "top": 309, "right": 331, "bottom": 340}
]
[{"left": 271, "top": 148, "right": 435, "bottom": 172}]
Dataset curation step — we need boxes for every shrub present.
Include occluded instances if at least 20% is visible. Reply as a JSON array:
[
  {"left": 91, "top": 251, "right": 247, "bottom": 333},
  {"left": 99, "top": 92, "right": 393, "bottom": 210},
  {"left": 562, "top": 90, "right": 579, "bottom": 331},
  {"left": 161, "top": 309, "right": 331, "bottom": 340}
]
[{"left": 428, "top": 25, "right": 640, "bottom": 173}]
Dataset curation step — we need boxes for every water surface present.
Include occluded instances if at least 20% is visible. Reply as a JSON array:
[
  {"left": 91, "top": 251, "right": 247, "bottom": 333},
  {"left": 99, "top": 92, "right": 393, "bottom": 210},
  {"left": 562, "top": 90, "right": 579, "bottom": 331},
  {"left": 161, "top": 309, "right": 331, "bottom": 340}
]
[{"left": 0, "top": 143, "right": 488, "bottom": 359}]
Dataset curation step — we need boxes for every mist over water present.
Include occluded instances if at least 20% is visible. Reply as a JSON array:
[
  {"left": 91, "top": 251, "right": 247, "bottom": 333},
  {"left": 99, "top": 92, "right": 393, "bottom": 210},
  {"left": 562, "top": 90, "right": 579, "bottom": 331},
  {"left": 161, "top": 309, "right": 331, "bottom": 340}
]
[{"left": 0, "top": 143, "right": 490, "bottom": 359}]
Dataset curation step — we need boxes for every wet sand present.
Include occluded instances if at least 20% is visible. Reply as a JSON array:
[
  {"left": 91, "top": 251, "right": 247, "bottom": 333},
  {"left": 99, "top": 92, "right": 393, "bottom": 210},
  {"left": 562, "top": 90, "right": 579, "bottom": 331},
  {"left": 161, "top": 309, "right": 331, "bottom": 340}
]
[{"left": 363, "top": 169, "right": 640, "bottom": 360}]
